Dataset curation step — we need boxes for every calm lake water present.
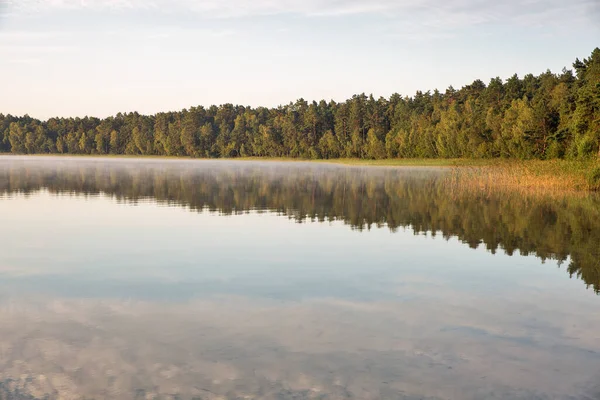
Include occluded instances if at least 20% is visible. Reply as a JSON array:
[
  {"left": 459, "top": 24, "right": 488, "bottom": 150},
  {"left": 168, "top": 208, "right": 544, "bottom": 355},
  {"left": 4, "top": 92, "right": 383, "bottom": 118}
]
[{"left": 0, "top": 156, "right": 599, "bottom": 400}]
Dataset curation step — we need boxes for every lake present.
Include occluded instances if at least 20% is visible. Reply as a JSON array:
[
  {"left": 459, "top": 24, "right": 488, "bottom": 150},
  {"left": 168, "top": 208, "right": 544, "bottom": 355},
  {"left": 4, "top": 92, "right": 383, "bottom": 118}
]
[{"left": 0, "top": 156, "right": 599, "bottom": 400}]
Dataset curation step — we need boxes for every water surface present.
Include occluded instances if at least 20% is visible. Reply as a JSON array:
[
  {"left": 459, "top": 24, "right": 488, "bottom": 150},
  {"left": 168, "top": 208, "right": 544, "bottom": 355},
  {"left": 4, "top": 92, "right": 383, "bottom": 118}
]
[{"left": 0, "top": 156, "right": 599, "bottom": 400}]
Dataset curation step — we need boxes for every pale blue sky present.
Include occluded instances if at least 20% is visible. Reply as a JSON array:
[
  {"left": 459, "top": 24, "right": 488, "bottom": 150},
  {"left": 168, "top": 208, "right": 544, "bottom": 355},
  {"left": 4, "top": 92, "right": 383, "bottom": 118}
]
[{"left": 0, "top": 0, "right": 598, "bottom": 119}]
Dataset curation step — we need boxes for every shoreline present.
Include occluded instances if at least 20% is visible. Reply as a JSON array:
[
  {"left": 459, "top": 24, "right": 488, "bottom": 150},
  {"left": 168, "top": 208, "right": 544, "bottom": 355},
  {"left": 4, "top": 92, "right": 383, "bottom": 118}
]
[{"left": 0, "top": 153, "right": 463, "bottom": 164}]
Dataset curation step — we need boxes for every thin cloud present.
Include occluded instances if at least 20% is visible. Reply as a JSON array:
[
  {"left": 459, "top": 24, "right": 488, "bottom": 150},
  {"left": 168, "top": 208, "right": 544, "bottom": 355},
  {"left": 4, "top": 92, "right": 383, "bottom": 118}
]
[
  {"left": 0, "top": 44, "right": 75, "bottom": 54},
  {"left": 14, "top": 0, "right": 156, "bottom": 11},
  {"left": 0, "top": 30, "right": 69, "bottom": 39},
  {"left": 5, "top": 0, "right": 591, "bottom": 20},
  {"left": 144, "top": 28, "right": 236, "bottom": 40},
  {"left": 0, "top": 0, "right": 10, "bottom": 24},
  {"left": 5, "top": 0, "right": 596, "bottom": 35}
]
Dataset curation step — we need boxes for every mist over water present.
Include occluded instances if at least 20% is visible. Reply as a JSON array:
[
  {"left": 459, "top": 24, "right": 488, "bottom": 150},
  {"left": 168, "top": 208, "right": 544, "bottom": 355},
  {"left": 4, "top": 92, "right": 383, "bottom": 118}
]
[{"left": 0, "top": 157, "right": 599, "bottom": 400}]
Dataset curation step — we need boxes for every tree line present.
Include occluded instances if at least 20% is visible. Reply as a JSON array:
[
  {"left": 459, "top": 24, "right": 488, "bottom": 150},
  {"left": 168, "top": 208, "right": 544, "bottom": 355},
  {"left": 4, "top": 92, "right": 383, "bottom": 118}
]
[
  {"left": 2, "top": 48, "right": 599, "bottom": 160},
  {"left": 1, "top": 160, "right": 598, "bottom": 293}
]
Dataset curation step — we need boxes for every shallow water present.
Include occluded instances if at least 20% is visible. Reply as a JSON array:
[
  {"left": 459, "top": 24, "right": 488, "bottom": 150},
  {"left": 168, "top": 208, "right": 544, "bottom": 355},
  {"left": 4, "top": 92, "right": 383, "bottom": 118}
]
[{"left": 0, "top": 156, "right": 599, "bottom": 400}]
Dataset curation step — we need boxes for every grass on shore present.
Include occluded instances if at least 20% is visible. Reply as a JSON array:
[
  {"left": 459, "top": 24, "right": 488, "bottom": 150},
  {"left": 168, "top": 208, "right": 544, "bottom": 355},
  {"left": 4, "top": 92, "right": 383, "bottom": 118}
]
[
  {"left": 2, "top": 153, "right": 599, "bottom": 192},
  {"left": 442, "top": 159, "right": 600, "bottom": 193}
]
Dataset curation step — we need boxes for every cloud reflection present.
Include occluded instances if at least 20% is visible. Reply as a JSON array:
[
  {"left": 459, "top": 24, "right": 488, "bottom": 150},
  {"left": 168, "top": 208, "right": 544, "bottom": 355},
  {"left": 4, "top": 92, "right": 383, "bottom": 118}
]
[{"left": 0, "top": 292, "right": 599, "bottom": 400}]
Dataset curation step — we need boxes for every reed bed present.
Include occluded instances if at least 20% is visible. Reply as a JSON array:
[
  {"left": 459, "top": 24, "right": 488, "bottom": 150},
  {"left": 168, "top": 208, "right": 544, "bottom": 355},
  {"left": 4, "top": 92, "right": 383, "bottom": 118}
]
[{"left": 444, "top": 160, "right": 600, "bottom": 194}]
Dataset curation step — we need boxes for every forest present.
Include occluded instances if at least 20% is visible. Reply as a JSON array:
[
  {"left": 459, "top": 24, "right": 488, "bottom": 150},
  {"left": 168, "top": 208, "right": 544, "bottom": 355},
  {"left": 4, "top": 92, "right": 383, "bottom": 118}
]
[{"left": 1, "top": 48, "right": 599, "bottom": 160}]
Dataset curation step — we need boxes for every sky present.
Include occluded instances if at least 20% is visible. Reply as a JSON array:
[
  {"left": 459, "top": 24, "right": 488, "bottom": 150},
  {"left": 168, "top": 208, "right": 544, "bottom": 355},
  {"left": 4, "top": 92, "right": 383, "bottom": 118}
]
[{"left": 0, "top": 0, "right": 598, "bottom": 119}]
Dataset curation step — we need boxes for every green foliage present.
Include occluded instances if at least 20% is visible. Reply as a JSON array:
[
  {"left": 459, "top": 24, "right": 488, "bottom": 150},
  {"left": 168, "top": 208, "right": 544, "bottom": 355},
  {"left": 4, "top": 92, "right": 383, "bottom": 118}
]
[
  {"left": 577, "top": 135, "right": 597, "bottom": 158},
  {"left": 1, "top": 48, "right": 599, "bottom": 162},
  {"left": 588, "top": 166, "right": 600, "bottom": 190},
  {"left": 545, "top": 140, "right": 564, "bottom": 159},
  {"left": 318, "top": 130, "right": 341, "bottom": 159},
  {"left": 366, "top": 128, "right": 385, "bottom": 159}
]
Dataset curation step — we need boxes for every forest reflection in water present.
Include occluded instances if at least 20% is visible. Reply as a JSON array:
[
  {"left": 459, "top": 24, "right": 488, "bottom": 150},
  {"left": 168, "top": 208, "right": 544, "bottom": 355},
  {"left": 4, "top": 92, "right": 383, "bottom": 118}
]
[
  {"left": 1, "top": 156, "right": 599, "bottom": 293},
  {"left": 1, "top": 157, "right": 600, "bottom": 400}
]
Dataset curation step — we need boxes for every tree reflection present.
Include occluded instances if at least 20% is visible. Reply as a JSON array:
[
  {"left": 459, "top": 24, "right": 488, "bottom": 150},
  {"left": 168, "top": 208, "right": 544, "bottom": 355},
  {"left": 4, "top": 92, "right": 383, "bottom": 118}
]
[{"left": 1, "top": 160, "right": 598, "bottom": 293}]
